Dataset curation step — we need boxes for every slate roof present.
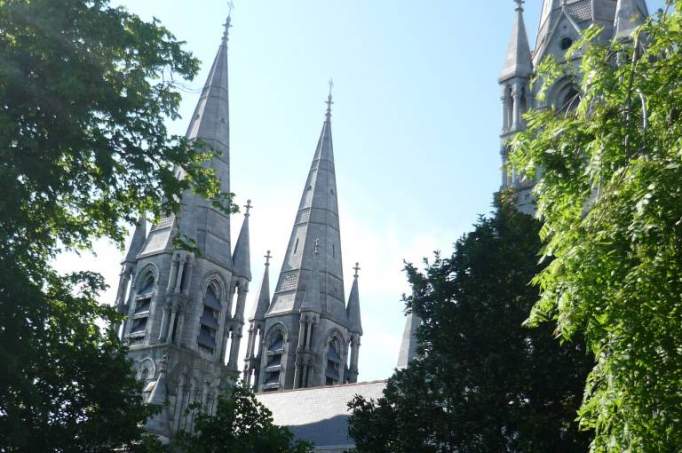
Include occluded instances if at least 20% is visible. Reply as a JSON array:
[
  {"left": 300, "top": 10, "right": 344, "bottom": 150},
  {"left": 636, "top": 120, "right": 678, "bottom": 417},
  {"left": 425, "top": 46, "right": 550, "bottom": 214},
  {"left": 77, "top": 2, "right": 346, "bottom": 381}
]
[{"left": 256, "top": 381, "right": 387, "bottom": 449}]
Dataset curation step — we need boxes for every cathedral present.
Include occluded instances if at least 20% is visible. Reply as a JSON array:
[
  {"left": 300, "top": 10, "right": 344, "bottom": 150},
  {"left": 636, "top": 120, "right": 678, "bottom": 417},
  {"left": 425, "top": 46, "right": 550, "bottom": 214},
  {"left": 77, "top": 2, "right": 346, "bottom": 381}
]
[{"left": 114, "top": 0, "right": 649, "bottom": 450}]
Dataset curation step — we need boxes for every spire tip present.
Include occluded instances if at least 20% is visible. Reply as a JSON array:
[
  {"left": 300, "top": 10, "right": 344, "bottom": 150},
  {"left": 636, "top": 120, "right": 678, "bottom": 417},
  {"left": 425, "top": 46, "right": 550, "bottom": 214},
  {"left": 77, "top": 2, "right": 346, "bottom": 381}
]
[
  {"left": 223, "top": 1, "right": 235, "bottom": 40},
  {"left": 325, "top": 79, "right": 334, "bottom": 120}
]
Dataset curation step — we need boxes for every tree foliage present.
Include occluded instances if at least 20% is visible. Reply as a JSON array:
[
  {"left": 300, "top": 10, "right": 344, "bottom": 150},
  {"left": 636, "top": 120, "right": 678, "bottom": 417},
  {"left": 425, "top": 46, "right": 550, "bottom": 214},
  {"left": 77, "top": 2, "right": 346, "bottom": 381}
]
[
  {"left": 348, "top": 201, "right": 593, "bottom": 452},
  {"left": 0, "top": 0, "right": 228, "bottom": 450},
  {"left": 510, "top": 3, "right": 682, "bottom": 451},
  {"left": 174, "top": 385, "right": 313, "bottom": 453}
]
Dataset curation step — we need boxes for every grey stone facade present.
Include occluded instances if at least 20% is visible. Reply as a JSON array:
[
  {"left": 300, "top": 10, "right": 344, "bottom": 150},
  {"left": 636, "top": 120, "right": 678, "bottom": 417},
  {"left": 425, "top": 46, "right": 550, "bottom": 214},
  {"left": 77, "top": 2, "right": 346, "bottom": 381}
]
[
  {"left": 499, "top": 0, "right": 648, "bottom": 214},
  {"left": 114, "top": 17, "right": 251, "bottom": 440}
]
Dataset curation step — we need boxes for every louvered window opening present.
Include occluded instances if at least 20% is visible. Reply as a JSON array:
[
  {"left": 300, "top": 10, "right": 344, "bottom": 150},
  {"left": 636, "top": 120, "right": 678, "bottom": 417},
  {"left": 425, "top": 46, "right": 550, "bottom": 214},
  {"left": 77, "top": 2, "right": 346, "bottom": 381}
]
[
  {"left": 198, "top": 285, "right": 221, "bottom": 354},
  {"left": 128, "top": 274, "right": 155, "bottom": 344},
  {"left": 263, "top": 331, "right": 284, "bottom": 391},
  {"left": 325, "top": 339, "right": 341, "bottom": 386}
]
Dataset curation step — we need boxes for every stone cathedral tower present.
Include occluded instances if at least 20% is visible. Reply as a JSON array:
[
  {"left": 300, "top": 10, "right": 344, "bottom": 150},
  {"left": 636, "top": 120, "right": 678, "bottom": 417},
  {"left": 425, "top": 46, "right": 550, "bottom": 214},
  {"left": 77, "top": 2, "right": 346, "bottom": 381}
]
[
  {"left": 499, "top": 0, "right": 648, "bottom": 212},
  {"left": 243, "top": 91, "right": 363, "bottom": 392},
  {"left": 114, "top": 16, "right": 251, "bottom": 440}
]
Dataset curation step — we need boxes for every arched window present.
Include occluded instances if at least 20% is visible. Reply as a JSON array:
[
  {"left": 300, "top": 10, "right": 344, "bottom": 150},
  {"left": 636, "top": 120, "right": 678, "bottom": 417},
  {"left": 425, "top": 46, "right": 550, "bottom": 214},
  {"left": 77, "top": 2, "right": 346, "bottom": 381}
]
[
  {"left": 263, "top": 329, "right": 285, "bottom": 391},
  {"left": 198, "top": 282, "right": 222, "bottom": 355},
  {"left": 560, "top": 87, "right": 580, "bottom": 113},
  {"left": 134, "top": 274, "right": 154, "bottom": 314},
  {"left": 128, "top": 272, "right": 156, "bottom": 344},
  {"left": 325, "top": 337, "right": 342, "bottom": 386},
  {"left": 553, "top": 81, "right": 581, "bottom": 114}
]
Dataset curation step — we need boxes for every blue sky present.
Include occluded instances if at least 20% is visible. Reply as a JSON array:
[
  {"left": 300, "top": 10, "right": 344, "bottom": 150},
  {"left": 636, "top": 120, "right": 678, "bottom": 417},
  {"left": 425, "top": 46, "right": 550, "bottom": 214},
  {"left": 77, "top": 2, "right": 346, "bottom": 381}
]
[{"left": 55, "top": 0, "right": 667, "bottom": 382}]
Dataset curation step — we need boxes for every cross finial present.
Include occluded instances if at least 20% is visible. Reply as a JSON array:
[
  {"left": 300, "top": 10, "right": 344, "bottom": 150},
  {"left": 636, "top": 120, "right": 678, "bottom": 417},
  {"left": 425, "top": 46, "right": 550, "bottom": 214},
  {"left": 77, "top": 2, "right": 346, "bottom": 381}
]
[
  {"left": 353, "top": 262, "right": 361, "bottom": 278},
  {"left": 514, "top": 0, "right": 524, "bottom": 12},
  {"left": 314, "top": 238, "right": 320, "bottom": 256},
  {"left": 264, "top": 250, "right": 272, "bottom": 266},
  {"left": 223, "top": 1, "right": 235, "bottom": 40},
  {"left": 325, "top": 79, "right": 334, "bottom": 120},
  {"left": 244, "top": 199, "right": 253, "bottom": 216}
]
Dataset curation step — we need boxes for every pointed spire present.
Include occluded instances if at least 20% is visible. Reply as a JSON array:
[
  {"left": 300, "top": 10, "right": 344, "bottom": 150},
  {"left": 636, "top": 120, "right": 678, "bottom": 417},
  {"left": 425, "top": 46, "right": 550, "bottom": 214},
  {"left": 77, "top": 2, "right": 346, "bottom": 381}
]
[
  {"left": 614, "top": 0, "right": 648, "bottom": 40},
  {"left": 396, "top": 312, "right": 421, "bottom": 370},
  {"left": 124, "top": 217, "right": 147, "bottom": 263},
  {"left": 232, "top": 200, "right": 252, "bottom": 280},
  {"left": 268, "top": 87, "right": 345, "bottom": 319},
  {"left": 185, "top": 18, "right": 230, "bottom": 162},
  {"left": 500, "top": 0, "right": 533, "bottom": 82},
  {"left": 346, "top": 263, "right": 362, "bottom": 335},
  {"left": 251, "top": 251, "right": 272, "bottom": 320}
]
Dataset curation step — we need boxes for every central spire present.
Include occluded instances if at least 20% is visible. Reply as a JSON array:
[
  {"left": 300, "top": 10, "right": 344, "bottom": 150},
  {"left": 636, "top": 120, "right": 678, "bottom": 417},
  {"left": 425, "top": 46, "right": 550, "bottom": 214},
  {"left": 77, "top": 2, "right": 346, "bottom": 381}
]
[{"left": 267, "top": 86, "right": 345, "bottom": 322}]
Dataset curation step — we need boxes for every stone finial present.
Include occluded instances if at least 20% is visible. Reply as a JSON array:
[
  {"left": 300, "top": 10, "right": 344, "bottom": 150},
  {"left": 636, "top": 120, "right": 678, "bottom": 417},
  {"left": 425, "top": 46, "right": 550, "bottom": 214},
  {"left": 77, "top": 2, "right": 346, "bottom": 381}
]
[
  {"left": 514, "top": 0, "right": 524, "bottom": 12},
  {"left": 265, "top": 250, "right": 272, "bottom": 266},
  {"left": 244, "top": 199, "right": 253, "bottom": 217},
  {"left": 353, "top": 262, "right": 361, "bottom": 278}
]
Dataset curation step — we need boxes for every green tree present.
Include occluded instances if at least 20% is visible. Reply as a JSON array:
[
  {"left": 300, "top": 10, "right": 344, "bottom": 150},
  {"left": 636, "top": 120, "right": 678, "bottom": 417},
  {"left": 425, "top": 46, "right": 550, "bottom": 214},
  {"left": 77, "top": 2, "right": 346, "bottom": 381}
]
[
  {"left": 174, "top": 385, "right": 313, "bottom": 453},
  {"left": 0, "top": 0, "right": 230, "bottom": 450},
  {"left": 511, "top": 3, "right": 682, "bottom": 451},
  {"left": 348, "top": 201, "right": 593, "bottom": 452}
]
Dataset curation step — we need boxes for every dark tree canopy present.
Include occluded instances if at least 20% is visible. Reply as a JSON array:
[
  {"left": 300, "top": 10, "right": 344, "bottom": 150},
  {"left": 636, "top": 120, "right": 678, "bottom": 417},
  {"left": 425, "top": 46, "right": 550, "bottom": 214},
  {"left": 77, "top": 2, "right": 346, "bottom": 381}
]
[
  {"left": 348, "top": 201, "right": 593, "bottom": 452},
  {"left": 174, "top": 385, "right": 313, "bottom": 453},
  {"left": 0, "top": 0, "right": 228, "bottom": 450},
  {"left": 511, "top": 4, "right": 682, "bottom": 450},
  {"left": 0, "top": 0, "right": 231, "bottom": 272}
]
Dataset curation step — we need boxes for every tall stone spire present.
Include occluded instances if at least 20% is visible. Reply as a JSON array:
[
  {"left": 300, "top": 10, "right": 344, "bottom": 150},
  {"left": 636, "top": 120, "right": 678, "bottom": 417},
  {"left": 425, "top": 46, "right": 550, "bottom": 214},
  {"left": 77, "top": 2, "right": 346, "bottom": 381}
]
[
  {"left": 396, "top": 312, "right": 420, "bottom": 370},
  {"left": 169, "top": 14, "right": 233, "bottom": 264},
  {"left": 614, "top": 0, "right": 649, "bottom": 40},
  {"left": 256, "top": 87, "right": 356, "bottom": 391},
  {"left": 267, "top": 82, "right": 345, "bottom": 320},
  {"left": 500, "top": 0, "right": 532, "bottom": 82},
  {"left": 117, "top": 11, "right": 248, "bottom": 439}
]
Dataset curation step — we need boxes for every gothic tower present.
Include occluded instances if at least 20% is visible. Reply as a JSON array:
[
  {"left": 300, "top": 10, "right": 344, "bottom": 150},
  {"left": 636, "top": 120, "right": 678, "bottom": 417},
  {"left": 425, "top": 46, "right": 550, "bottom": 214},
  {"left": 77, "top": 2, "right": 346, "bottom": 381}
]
[
  {"left": 245, "top": 90, "right": 362, "bottom": 392},
  {"left": 114, "top": 15, "right": 251, "bottom": 440},
  {"left": 499, "top": 0, "right": 648, "bottom": 212}
]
